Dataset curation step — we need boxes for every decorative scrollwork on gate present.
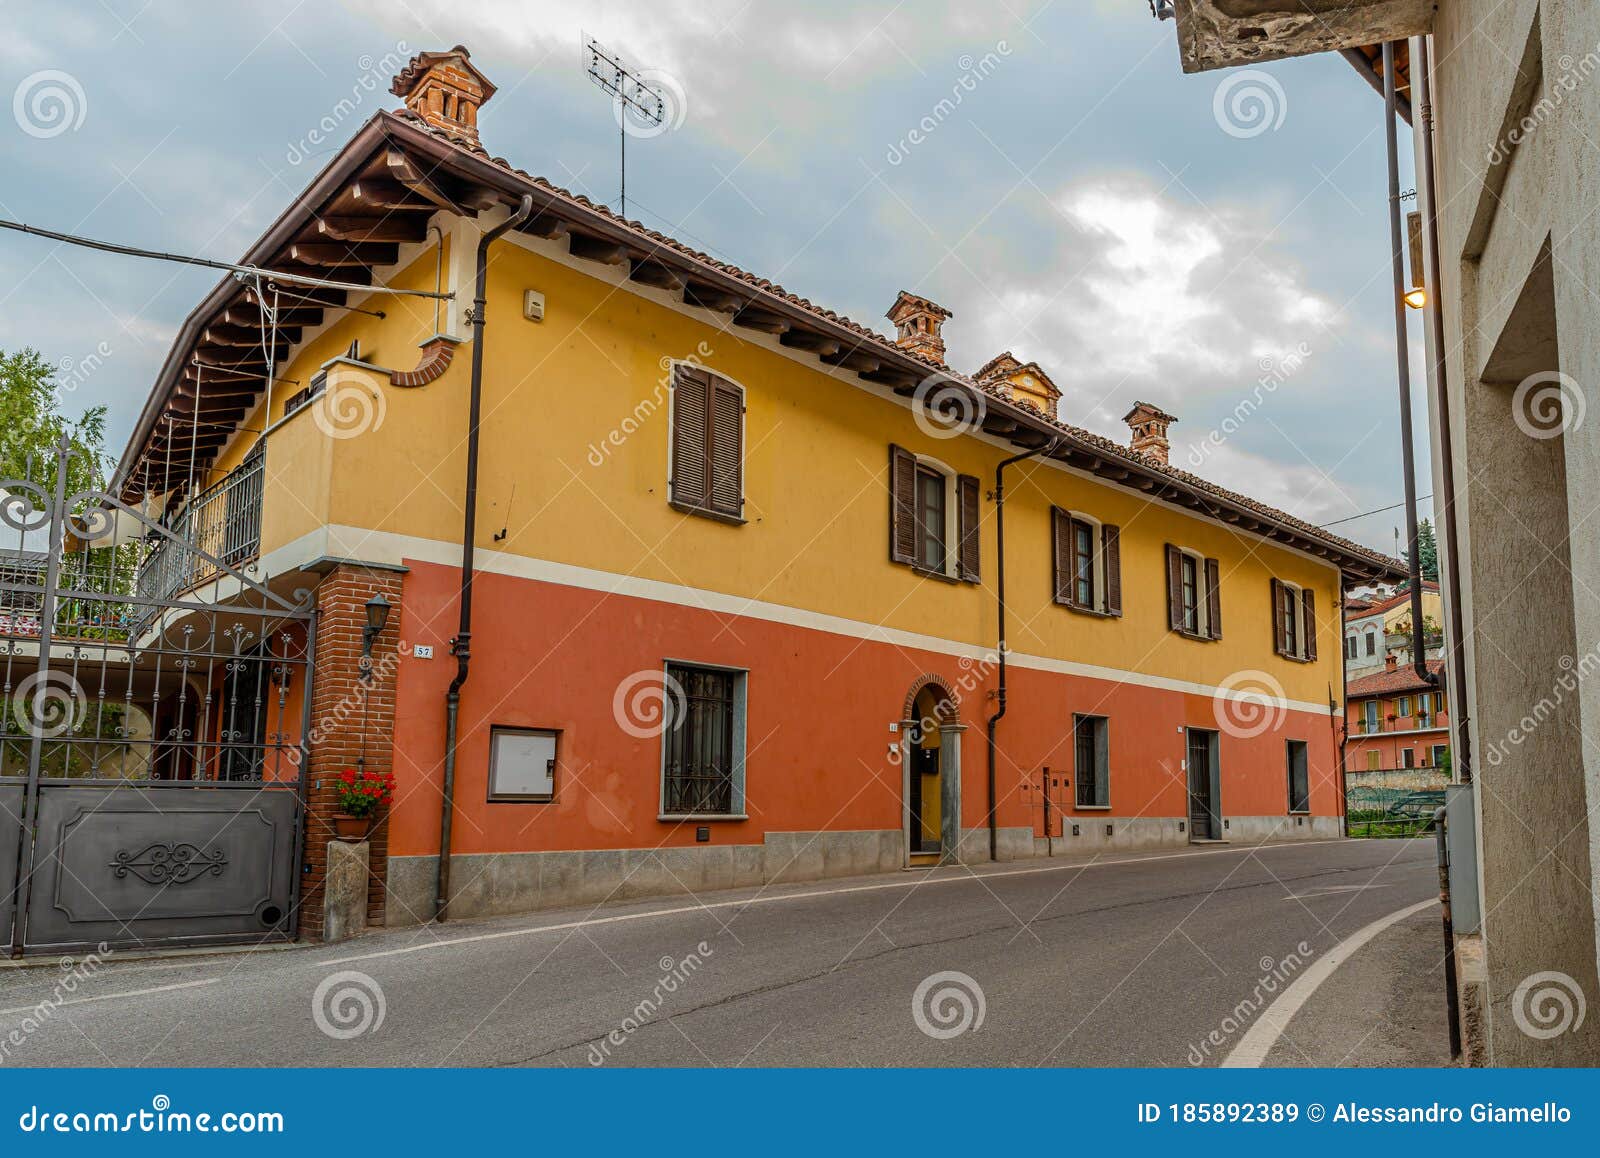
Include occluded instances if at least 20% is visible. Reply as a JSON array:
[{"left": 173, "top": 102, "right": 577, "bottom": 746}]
[{"left": 109, "top": 842, "right": 229, "bottom": 885}]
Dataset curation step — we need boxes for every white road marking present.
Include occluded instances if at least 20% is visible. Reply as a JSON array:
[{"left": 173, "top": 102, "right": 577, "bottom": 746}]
[
  {"left": 326, "top": 839, "right": 1357, "bottom": 967},
  {"left": 1278, "top": 882, "right": 1397, "bottom": 901},
  {"left": 1221, "top": 897, "right": 1438, "bottom": 1067},
  {"left": 0, "top": 978, "right": 217, "bottom": 1019}
]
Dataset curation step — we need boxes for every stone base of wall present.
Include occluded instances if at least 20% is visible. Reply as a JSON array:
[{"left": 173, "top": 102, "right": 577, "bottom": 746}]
[
  {"left": 1035, "top": 814, "right": 1338, "bottom": 855},
  {"left": 323, "top": 839, "right": 370, "bottom": 944},
  {"left": 386, "top": 818, "right": 1341, "bottom": 926},
  {"left": 1456, "top": 932, "right": 1488, "bottom": 1066},
  {"left": 388, "top": 828, "right": 904, "bottom": 926}
]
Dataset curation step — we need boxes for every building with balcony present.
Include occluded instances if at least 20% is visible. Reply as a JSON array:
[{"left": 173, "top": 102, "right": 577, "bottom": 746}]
[
  {"left": 103, "top": 46, "right": 1402, "bottom": 938},
  {"left": 1345, "top": 656, "right": 1450, "bottom": 777},
  {"left": 1343, "top": 580, "right": 1443, "bottom": 679}
]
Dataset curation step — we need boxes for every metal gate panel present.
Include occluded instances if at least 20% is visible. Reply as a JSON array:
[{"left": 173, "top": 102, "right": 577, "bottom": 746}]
[
  {"left": 23, "top": 785, "right": 299, "bottom": 951},
  {"left": 0, "top": 785, "right": 21, "bottom": 947},
  {"left": 4, "top": 439, "right": 314, "bottom": 956}
]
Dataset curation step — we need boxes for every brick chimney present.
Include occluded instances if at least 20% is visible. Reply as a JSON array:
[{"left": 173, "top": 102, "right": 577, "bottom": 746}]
[
  {"left": 1122, "top": 401, "right": 1178, "bottom": 466},
  {"left": 1385, "top": 653, "right": 1398, "bottom": 673},
  {"left": 391, "top": 45, "right": 496, "bottom": 147},
  {"left": 886, "top": 291, "right": 952, "bottom": 364}
]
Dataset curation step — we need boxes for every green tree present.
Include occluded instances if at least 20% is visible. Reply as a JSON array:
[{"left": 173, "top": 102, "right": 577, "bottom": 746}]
[
  {"left": 0, "top": 346, "right": 110, "bottom": 492},
  {"left": 1400, "top": 517, "right": 1440, "bottom": 589}
]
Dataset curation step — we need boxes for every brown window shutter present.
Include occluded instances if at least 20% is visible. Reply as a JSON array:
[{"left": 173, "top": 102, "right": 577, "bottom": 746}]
[
  {"left": 889, "top": 445, "right": 917, "bottom": 565},
  {"left": 1166, "top": 544, "right": 1183, "bottom": 631},
  {"left": 1102, "top": 524, "right": 1122, "bottom": 616},
  {"left": 1204, "top": 557, "right": 1222, "bottom": 639},
  {"left": 670, "top": 365, "right": 711, "bottom": 509},
  {"left": 707, "top": 377, "right": 744, "bottom": 517},
  {"left": 1271, "top": 578, "right": 1287, "bottom": 656},
  {"left": 957, "top": 474, "right": 981, "bottom": 582},
  {"left": 1303, "top": 587, "right": 1318, "bottom": 661},
  {"left": 1052, "top": 508, "right": 1072, "bottom": 605}
]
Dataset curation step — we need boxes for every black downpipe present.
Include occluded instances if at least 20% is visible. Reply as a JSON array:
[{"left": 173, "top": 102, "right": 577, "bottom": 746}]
[
  {"left": 1382, "top": 41, "right": 1436, "bottom": 686},
  {"left": 436, "top": 194, "right": 536, "bottom": 921},
  {"left": 985, "top": 438, "right": 1061, "bottom": 862},
  {"left": 1416, "top": 34, "right": 1473, "bottom": 784}
]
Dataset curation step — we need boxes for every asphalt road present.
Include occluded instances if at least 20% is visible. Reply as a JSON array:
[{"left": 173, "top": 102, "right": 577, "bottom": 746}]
[{"left": 0, "top": 837, "right": 1440, "bottom": 1067}]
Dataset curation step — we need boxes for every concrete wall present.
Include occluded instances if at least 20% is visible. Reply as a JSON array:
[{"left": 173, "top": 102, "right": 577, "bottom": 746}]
[{"left": 1425, "top": 0, "right": 1600, "bottom": 1063}]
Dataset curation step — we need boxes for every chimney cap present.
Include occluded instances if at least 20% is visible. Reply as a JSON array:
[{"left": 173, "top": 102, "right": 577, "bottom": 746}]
[
  {"left": 1385, "top": 653, "right": 1399, "bottom": 672},
  {"left": 390, "top": 45, "right": 498, "bottom": 101},
  {"left": 886, "top": 290, "right": 951, "bottom": 324},
  {"left": 1121, "top": 399, "right": 1178, "bottom": 425}
]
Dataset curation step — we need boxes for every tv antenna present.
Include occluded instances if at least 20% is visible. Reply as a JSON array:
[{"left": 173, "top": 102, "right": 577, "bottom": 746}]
[{"left": 584, "top": 35, "right": 666, "bottom": 219}]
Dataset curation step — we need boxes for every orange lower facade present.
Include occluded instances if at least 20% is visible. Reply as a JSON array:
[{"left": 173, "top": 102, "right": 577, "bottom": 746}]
[{"left": 381, "top": 560, "right": 1342, "bottom": 886}]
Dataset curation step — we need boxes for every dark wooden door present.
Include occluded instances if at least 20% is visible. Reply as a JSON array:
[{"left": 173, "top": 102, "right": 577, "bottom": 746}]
[{"left": 1187, "top": 730, "right": 1213, "bottom": 839}]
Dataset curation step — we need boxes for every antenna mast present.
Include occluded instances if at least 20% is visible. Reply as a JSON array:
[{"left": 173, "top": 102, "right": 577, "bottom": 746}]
[{"left": 583, "top": 35, "right": 666, "bottom": 219}]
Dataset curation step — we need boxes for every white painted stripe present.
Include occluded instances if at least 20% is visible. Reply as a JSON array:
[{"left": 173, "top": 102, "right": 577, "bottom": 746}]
[
  {"left": 258, "top": 524, "right": 1334, "bottom": 716},
  {"left": 324, "top": 839, "right": 1350, "bottom": 968},
  {"left": 1221, "top": 896, "right": 1437, "bottom": 1067},
  {"left": 0, "top": 977, "right": 216, "bottom": 1018}
]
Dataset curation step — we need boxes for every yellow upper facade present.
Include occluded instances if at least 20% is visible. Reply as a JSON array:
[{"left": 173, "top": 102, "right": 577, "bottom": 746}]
[{"left": 192, "top": 224, "right": 1371, "bottom": 703}]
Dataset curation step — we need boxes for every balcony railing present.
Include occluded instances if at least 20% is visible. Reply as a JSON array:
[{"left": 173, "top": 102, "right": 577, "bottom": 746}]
[
  {"left": 136, "top": 447, "right": 264, "bottom": 603},
  {"left": 1351, "top": 715, "right": 1443, "bottom": 735}
]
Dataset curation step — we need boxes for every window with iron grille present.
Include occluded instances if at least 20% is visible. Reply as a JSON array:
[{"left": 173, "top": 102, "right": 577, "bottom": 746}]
[{"left": 661, "top": 662, "right": 746, "bottom": 816}]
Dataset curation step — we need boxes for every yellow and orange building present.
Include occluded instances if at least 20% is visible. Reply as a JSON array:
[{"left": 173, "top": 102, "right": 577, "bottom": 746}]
[{"left": 112, "top": 47, "right": 1403, "bottom": 927}]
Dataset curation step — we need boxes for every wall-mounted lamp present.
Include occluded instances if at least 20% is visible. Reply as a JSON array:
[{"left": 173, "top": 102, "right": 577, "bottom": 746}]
[
  {"left": 1403, "top": 287, "right": 1428, "bottom": 310},
  {"left": 361, "top": 592, "right": 392, "bottom": 677}
]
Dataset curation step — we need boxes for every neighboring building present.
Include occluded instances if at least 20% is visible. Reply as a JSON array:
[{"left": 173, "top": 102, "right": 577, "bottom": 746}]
[
  {"left": 1162, "top": 0, "right": 1600, "bottom": 1065},
  {"left": 1345, "top": 655, "right": 1451, "bottom": 776},
  {"left": 1343, "top": 580, "right": 1443, "bottom": 679},
  {"left": 87, "top": 47, "right": 1400, "bottom": 948}
]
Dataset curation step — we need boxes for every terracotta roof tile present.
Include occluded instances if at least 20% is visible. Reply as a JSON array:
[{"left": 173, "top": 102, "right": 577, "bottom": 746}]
[{"left": 1347, "top": 659, "right": 1445, "bottom": 698}]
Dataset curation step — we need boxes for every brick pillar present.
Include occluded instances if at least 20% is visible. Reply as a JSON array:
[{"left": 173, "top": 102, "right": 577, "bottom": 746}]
[{"left": 298, "top": 564, "right": 403, "bottom": 940}]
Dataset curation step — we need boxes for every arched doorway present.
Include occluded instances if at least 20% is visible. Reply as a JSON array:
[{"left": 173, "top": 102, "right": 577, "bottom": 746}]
[{"left": 900, "top": 677, "right": 963, "bottom": 866}]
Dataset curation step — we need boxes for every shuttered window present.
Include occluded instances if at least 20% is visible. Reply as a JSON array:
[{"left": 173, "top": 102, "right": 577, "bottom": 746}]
[
  {"left": 669, "top": 364, "right": 743, "bottom": 521},
  {"left": 888, "top": 445, "right": 979, "bottom": 583},
  {"left": 1052, "top": 509, "right": 1121, "bottom": 616},
  {"left": 1271, "top": 578, "right": 1318, "bottom": 662},
  {"left": 1165, "top": 544, "right": 1220, "bottom": 639}
]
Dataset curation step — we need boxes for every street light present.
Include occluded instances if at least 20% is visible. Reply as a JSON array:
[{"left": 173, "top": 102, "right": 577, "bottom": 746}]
[
  {"left": 1403, "top": 287, "right": 1428, "bottom": 310},
  {"left": 361, "top": 592, "right": 391, "bottom": 675}
]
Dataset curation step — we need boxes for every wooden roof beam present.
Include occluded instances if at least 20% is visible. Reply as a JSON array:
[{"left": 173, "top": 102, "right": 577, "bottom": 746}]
[
  {"left": 288, "top": 241, "right": 400, "bottom": 268},
  {"left": 629, "top": 259, "right": 683, "bottom": 292},
  {"left": 683, "top": 282, "right": 745, "bottom": 313},
  {"left": 568, "top": 233, "right": 630, "bottom": 265},
  {"left": 315, "top": 216, "right": 430, "bottom": 244},
  {"left": 733, "top": 308, "right": 791, "bottom": 335},
  {"left": 779, "top": 330, "right": 842, "bottom": 358}
]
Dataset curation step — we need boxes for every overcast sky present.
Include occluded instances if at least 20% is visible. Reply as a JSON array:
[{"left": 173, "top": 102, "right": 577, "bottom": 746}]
[{"left": 0, "top": 1, "right": 1426, "bottom": 554}]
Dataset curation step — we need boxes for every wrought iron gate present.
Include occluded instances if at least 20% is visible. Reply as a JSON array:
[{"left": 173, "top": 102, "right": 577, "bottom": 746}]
[{"left": 1, "top": 441, "right": 314, "bottom": 955}]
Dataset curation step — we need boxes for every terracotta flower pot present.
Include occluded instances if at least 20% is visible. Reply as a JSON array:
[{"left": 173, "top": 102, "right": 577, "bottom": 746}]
[{"left": 332, "top": 813, "right": 373, "bottom": 841}]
